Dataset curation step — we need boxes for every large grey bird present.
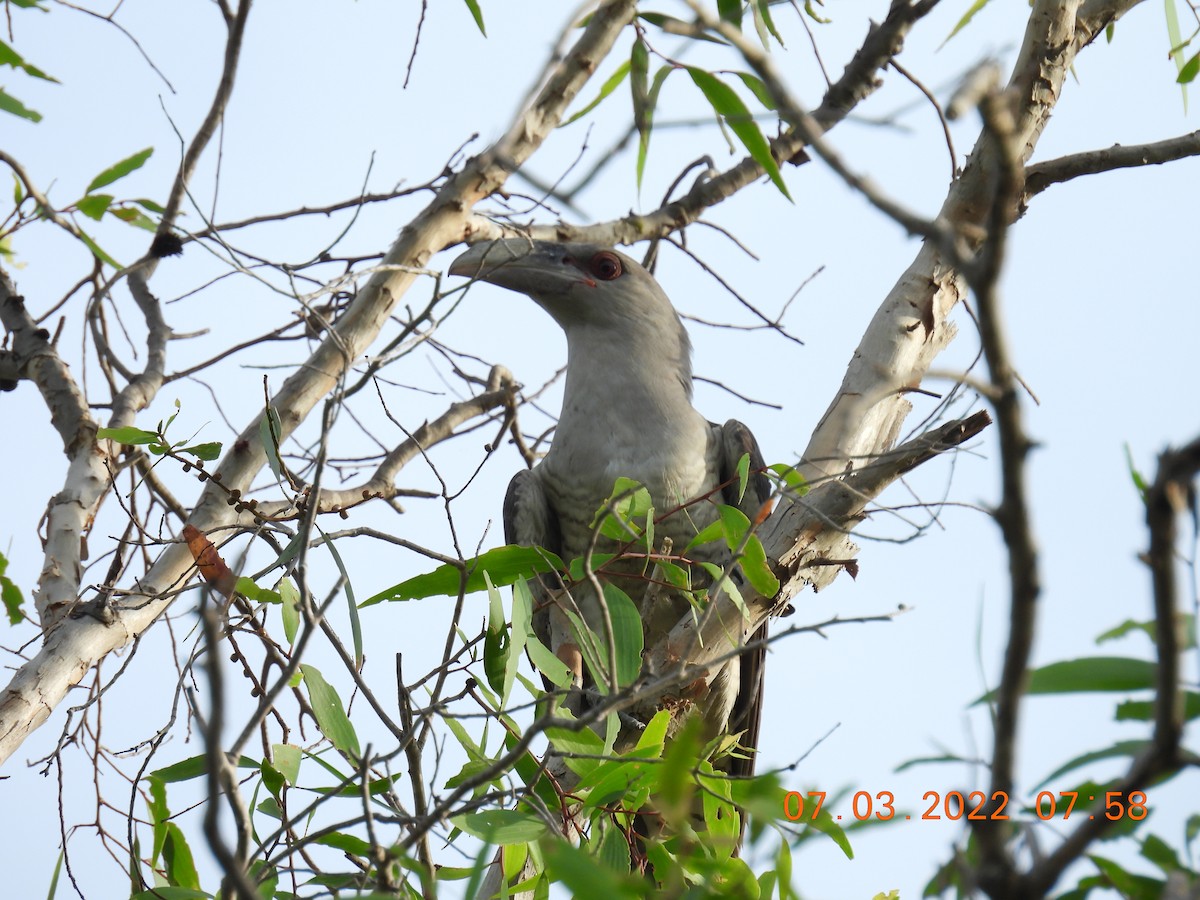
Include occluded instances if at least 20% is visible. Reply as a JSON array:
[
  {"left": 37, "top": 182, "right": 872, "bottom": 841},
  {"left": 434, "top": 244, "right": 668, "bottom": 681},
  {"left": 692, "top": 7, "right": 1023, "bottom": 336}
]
[{"left": 449, "top": 238, "right": 771, "bottom": 780}]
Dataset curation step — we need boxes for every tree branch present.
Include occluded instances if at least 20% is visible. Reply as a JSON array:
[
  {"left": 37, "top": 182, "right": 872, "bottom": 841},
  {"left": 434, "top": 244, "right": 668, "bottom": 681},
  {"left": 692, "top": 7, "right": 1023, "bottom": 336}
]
[
  {"left": 0, "top": 0, "right": 640, "bottom": 767},
  {"left": 1024, "top": 130, "right": 1200, "bottom": 199},
  {"left": 1018, "top": 434, "right": 1200, "bottom": 896},
  {"left": 464, "top": 0, "right": 944, "bottom": 249}
]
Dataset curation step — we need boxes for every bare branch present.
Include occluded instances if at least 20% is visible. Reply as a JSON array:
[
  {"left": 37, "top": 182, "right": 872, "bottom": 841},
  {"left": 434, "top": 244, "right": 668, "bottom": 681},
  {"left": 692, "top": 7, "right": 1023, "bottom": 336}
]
[{"left": 1024, "top": 130, "right": 1200, "bottom": 199}]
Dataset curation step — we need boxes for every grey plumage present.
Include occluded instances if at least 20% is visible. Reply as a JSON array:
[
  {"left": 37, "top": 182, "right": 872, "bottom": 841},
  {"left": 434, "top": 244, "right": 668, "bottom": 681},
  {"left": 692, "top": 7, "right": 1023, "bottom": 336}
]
[{"left": 450, "top": 238, "right": 770, "bottom": 780}]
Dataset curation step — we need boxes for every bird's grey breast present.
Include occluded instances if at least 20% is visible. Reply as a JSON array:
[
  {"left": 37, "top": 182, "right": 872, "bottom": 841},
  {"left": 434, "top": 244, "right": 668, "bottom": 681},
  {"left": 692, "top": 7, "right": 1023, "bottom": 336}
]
[{"left": 537, "top": 415, "right": 725, "bottom": 567}]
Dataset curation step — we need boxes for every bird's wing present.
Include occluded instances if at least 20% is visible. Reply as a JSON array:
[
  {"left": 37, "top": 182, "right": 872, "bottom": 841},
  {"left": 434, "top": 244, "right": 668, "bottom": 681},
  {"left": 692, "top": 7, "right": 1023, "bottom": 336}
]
[
  {"left": 503, "top": 467, "right": 563, "bottom": 658},
  {"left": 717, "top": 419, "right": 773, "bottom": 781}
]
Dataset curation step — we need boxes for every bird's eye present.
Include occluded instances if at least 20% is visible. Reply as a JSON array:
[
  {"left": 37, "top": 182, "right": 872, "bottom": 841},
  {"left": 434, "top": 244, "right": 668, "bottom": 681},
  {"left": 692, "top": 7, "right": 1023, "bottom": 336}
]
[{"left": 589, "top": 251, "right": 623, "bottom": 281}]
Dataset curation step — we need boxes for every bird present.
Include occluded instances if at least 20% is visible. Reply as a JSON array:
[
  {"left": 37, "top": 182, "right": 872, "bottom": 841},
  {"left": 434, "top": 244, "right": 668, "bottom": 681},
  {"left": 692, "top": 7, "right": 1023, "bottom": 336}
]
[{"left": 448, "top": 237, "right": 771, "bottom": 786}]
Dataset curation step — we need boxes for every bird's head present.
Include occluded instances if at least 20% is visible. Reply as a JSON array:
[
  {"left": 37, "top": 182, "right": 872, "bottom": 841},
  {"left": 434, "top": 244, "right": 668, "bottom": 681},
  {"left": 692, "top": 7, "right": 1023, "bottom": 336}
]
[{"left": 448, "top": 239, "right": 684, "bottom": 337}]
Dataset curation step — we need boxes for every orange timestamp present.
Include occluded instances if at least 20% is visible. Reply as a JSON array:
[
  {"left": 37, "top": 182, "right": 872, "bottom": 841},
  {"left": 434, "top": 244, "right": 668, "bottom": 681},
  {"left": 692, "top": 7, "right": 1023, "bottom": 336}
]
[{"left": 783, "top": 790, "right": 1149, "bottom": 823}]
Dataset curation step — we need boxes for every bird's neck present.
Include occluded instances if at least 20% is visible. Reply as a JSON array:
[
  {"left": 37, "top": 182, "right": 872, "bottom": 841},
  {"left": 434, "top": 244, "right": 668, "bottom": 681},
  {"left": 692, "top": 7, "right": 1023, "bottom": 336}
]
[
  {"left": 559, "top": 326, "right": 694, "bottom": 430},
  {"left": 546, "top": 325, "right": 707, "bottom": 496}
]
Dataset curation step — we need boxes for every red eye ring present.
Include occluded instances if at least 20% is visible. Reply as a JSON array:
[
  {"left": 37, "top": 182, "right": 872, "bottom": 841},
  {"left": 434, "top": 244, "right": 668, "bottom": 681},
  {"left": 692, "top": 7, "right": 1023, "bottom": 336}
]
[{"left": 589, "top": 251, "right": 623, "bottom": 281}]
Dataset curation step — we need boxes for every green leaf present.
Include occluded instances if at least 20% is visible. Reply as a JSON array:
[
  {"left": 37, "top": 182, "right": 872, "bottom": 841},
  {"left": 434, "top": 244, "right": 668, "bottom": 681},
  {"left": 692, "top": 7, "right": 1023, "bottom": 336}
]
[
  {"left": 1115, "top": 690, "right": 1200, "bottom": 722},
  {"left": 594, "top": 821, "right": 631, "bottom": 874},
  {"left": 0, "top": 87, "right": 42, "bottom": 122},
  {"left": 260, "top": 758, "right": 285, "bottom": 801},
  {"left": 502, "top": 842, "right": 530, "bottom": 884},
  {"left": 314, "top": 832, "right": 374, "bottom": 857},
  {"left": 563, "top": 60, "right": 630, "bottom": 126},
  {"left": 629, "top": 710, "right": 671, "bottom": 760},
  {"left": 717, "top": 505, "right": 780, "bottom": 597},
  {"left": 147, "top": 775, "right": 170, "bottom": 864},
  {"left": 134, "top": 197, "right": 166, "bottom": 214},
  {"left": 180, "top": 441, "right": 222, "bottom": 461},
  {"left": 717, "top": 0, "right": 743, "bottom": 29},
  {"left": 772, "top": 811, "right": 792, "bottom": 897},
  {"left": 974, "top": 657, "right": 1157, "bottom": 705},
  {"left": 97, "top": 426, "right": 161, "bottom": 446},
  {"left": 581, "top": 760, "right": 654, "bottom": 810},
  {"left": 638, "top": 12, "right": 727, "bottom": 43},
  {"left": 1187, "top": 814, "right": 1200, "bottom": 852},
  {"left": 653, "top": 559, "right": 698, "bottom": 602},
  {"left": 1140, "top": 833, "right": 1182, "bottom": 874},
  {"left": 630, "top": 38, "right": 649, "bottom": 141},
  {"left": 592, "top": 477, "right": 652, "bottom": 541},
  {"left": 735, "top": 452, "right": 751, "bottom": 502},
  {"left": 1087, "top": 854, "right": 1157, "bottom": 896},
  {"left": 76, "top": 193, "right": 112, "bottom": 221},
  {"left": 249, "top": 861, "right": 277, "bottom": 898},
  {"left": 0, "top": 38, "right": 57, "bottom": 81},
  {"left": 567, "top": 552, "right": 617, "bottom": 581},
  {"left": 300, "top": 665, "right": 361, "bottom": 759},
  {"left": 1098, "top": 614, "right": 1195, "bottom": 647},
  {"left": 451, "top": 810, "right": 548, "bottom": 844},
  {"left": 942, "top": 0, "right": 993, "bottom": 46},
  {"left": 86, "top": 147, "right": 153, "bottom": 194},
  {"left": 462, "top": 0, "right": 485, "bottom": 35},
  {"left": 0, "top": 551, "right": 26, "bottom": 625},
  {"left": 1178, "top": 50, "right": 1200, "bottom": 84},
  {"left": 271, "top": 743, "right": 301, "bottom": 785},
  {"left": 150, "top": 754, "right": 258, "bottom": 783},
  {"left": 460, "top": 842, "right": 497, "bottom": 900},
  {"left": 702, "top": 559, "right": 750, "bottom": 619},
  {"left": 444, "top": 757, "right": 497, "bottom": 790},
  {"left": 769, "top": 462, "right": 808, "bottom": 495},
  {"left": 504, "top": 573, "right": 531, "bottom": 702},
  {"left": 234, "top": 576, "right": 279, "bottom": 605},
  {"left": 526, "top": 629, "right": 574, "bottom": 689},
  {"left": 542, "top": 840, "right": 641, "bottom": 898},
  {"left": 687, "top": 518, "right": 727, "bottom": 551},
  {"left": 688, "top": 67, "right": 790, "bottom": 199},
  {"left": 545, "top": 719, "right": 606, "bottom": 762},
  {"left": 751, "top": 0, "right": 784, "bottom": 48},
  {"left": 741, "top": 533, "right": 778, "bottom": 596},
  {"left": 637, "top": 65, "right": 672, "bottom": 189},
  {"left": 735, "top": 71, "right": 776, "bottom": 111},
  {"left": 255, "top": 796, "right": 281, "bottom": 819},
  {"left": 77, "top": 228, "right": 121, "bottom": 269},
  {"left": 1166, "top": 0, "right": 1190, "bottom": 110},
  {"left": 604, "top": 583, "right": 644, "bottom": 688},
  {"left": 484, "top": 572, "right": 511, "bottom": 698},
  {"left": 314, "top": 527, "right": 363, "bottom": 668},
  {"left": 109, "top": 207, "right": 157, "bottom": 231},
  {"left": 162, "top": 823, "right": 200, "bottom": 889},
  {"left": 658, "top": 718, "right": 701, "bottom": 826},
  {"left": 258, "top": 403, "right": 283, "bottom": 480},
  {"left": 364, "top": 544, "right": 564, "bottom": 605},
  {"left": 894, "top": 752, "right": 969, "bottom": 773},
  {"left": 1035, "top": 740, "right": 1151, "bottom": 788},
  {"left": 700, "top": 768, "right": 739, "bottom": 850},
  {"left": 47, "top": 850, "right": 64, "bottom": 900},
  {"left": 805, "top": 796, "right": 854, "bottom": 860},
  {"left": 278, "top": 577, "right": 300, "bottom": 644},
  {"left": 804, "top": 1, "right": 831, "bottom": 25},
  {"left": 130, "top": 890, "right": 213, "bottom": 900},
  {"left": 310, "top": 772, "right": 402, "bottom": 798}
]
